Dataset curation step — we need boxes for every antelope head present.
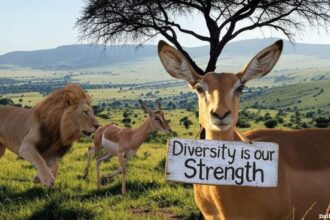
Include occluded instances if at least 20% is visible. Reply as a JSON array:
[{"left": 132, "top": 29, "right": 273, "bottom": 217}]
[
  {"left": 139, "top": 99, "right": 172, "bottom": 134},
  {"left": 158, "top": 40, "right": 283, "bottom": 138}
]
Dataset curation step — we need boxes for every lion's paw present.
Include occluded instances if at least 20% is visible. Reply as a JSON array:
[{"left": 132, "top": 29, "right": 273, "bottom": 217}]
[{"left": 39, "top": 172, "right": 55, "bottom": 188}]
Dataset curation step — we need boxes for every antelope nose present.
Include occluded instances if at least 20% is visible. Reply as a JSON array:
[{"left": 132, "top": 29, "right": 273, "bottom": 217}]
[{"left": 211, "top": 110, "right": 231, "bottom": 120}]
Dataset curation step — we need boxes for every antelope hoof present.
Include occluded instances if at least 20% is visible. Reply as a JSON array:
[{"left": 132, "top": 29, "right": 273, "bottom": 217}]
[
  {"left": 101, "top": 176, "right": 113, "bottom": 185},
  {"left": 33, "top": 175, "right": 41, "bottom": 184},
  {"left": 96, "top": 181, "right": 101, "bottom": 190},
  {"left": 82, "top": 171, "right": 88, "bottom": 179}
]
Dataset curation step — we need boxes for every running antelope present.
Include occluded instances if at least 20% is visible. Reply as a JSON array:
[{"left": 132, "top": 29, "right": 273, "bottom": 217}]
[
  {"left": 83, "top": 100, "right": 172, "bottom": 194},
  {"left": 158, "top": 40, "right": 330, "bottom": 219}
]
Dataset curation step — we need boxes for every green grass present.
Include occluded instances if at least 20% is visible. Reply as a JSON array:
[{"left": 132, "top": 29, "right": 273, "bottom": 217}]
[
  {"left": 0, "top": 105, "right": 202, "bottom": 220},
  {"left": 4, "top": 92, "right": 44, "bottom": 106},
  {"left": 242, "top": 79, "right": 330, "bottom": 112},
  {"left": 0, "top": 141, "right": 201, "bottom": 220},
  {"left": 1, "top": 57, "right": 329, "bottom": 219},
  {"left": 0, "top": 105, "right": 311, "bottom": 220},
  {"left": 0, "top": 105, "right": 320, "bottom": 220}
]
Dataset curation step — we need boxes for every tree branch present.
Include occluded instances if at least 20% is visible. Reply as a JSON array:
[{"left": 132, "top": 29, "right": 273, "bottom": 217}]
[{"left": 77, "top": 0, "right": 330, "bottom": 74}]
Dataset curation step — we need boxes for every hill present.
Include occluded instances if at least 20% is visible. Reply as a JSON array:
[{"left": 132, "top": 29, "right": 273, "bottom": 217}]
[
  {"left": 0, "top": 44, "right": 156, "bottom": 70},
  {"left": 0, "top": 38, "right": 330, "bottom": 70},
  {"left": 241, "top": 79, "right": 330, "bottom": 113}
]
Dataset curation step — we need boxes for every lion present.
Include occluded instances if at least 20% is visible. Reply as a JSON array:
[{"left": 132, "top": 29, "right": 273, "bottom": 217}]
[{"left": 0, "top": 83, "right": 99, "bottom": 187}]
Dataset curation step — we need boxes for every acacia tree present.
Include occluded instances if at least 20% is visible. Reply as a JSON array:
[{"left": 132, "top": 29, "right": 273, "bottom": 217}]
[{"left": 77, "top": 0, "right": 330, "bottom": 75}]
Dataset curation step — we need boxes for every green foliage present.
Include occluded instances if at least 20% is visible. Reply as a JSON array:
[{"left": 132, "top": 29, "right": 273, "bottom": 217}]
[
  {"left": 315, "top": 117, "right": 330, "bottom": 128},
  {"left": 122, "top": 110, "right": 132, "bottom": 128},
  {"left": 180, "top": 117, "right": 193, "bottom": 129},
  {"left": 276, "top": 117, "right": 284, "bottom": 124},
  {"left": 236, "top": 117, "right": 251, "bottom": 128},
  {"left": 123, "top": 111, "right": 129, "bottom": 118},
  {"left": 146, "top": 131, "right": 178, "bottom": 144},
  {"left": 264, "top": 119, "right": 278, "bottom": 128},
  {"left": 276, "top": 109, "right": 286, "bottom": 117},
  {"left": 92, "top": 105, "right": 103, "bottom": 115},
  {"left": 97, "top": 113, "right": 111, "bottom": 119},
  {"left": 264, "top": 112, "right": 272, "bottom": 121},
  {"left": 0, "top": 98, "right": 14, "bottom": 106}
]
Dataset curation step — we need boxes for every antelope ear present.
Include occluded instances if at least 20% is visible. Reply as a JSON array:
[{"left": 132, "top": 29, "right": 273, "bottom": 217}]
[
  {"left": 139, "top": 99, "right": 151, "bottom": 114},
  {"left": 238, "top": 40, "right": 283, "bottom": 83},
  {"left": 155, "top": 99, "right": 161, "bottom": 110},
  {"left": 158, "top": 40, "right": 201, "bottom": 86}
]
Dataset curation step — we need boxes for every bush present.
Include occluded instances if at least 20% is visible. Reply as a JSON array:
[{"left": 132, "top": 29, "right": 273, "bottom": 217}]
[
  {"left": 122, "top": 117, "right": 132, "bottom": 127},
  {"left": 315, "top": 117, "right": 330, "bottom": 128},
  {"left": 180, "top": 116, "right": 193, "bottom": 129},
  {"left": 276, "top": 117, "right": 284, "bottom": 124},
  {"left": 306, "top": 111, "right": 315, "bottom": 118},
  {"left": 276, "top": 109, "right": 286, "bottom": 117},
  {"left": 0, "top": 98, "right": 14, "bottom": 106},
  {"left": 97, "top": 113, "right": 110, "bottom": 119},
  {"left": 300, "top": 122, "right": 310, "bottom": 128},
  {"left": 264, "top": 112, "right": 272, "bottom": 120},
  {"left": 264, "top": 119, "right": 278, "bottom": 128},
  {"left": 146, "top": 131, "right": 178, "bottom": 144},
  {"left": 255, "top": 116, "right": 263, "bottom": 123},
  {"left": 236, "top": 118, "right": 251, "bottom": 128}
]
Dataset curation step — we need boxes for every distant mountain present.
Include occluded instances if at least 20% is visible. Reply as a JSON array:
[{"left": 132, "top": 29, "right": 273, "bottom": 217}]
[
  {"left": 221, "top": 38, "right": 330, "bottom": 58},
  {"left": 0, "top": 44, "right": 156, "bottom": 70},
  {"left": 189, "top": 38, "right": 330, "bottom": 58},
  {"left": 0, "top": 38, "right": 329, "bottom": 70}
]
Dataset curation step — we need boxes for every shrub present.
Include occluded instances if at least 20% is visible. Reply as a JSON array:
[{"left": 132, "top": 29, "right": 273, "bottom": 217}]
[
  {"left": 276, "top": 117, "right": 284, "bottom": 124},
  {"left": 236, "top": 118, "right": 251, "bottom": 128},
  {"left": 146, "top": 131, "right": 178, "bottom": 144},
  {"left": 180, "top": 116, "right": 193, "bottom": 129},
  {"left": 0, "top": 98, "right": 14, "bottom": 106},
  {"left": 315, "top": 117, "right": 330, "bottom": 128},
  {"left": 264, "top": 112, "right": 272, "bottom": 120},
  {"left": 264, "top": 119, "right": 278, "bottom": 128}
]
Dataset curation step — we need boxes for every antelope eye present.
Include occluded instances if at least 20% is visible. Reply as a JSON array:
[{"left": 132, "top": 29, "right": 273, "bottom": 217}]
[
  {"left": 195, "top": 85, "right": 204, "bottom": 94},
  {"left": 155, "top": 117, "right": 162, "bottom": 124},
  {"left": 236, "top": 84, "right": 245, "bottom": 94}
]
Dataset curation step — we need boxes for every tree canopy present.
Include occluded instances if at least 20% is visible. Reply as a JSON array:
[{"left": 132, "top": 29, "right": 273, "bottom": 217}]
[{"left": 77, "top": 0, "right": 330, "bottom": 74}]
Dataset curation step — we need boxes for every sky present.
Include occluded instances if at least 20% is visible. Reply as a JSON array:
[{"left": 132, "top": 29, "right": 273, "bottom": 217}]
[{"left": 0, "top": 0, "right": 329, "bottom": 55}]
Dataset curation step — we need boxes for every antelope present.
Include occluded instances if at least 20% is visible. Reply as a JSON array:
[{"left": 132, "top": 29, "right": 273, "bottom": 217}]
[
  {"left": 83, "top": 100, "right": 172, "bottom": 194},
  {"left": 158, "top": 40, "right": 330, "bottom": 220}
]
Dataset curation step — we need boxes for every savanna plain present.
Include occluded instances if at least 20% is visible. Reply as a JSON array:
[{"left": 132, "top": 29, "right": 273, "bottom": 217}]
[{"left": 0, "top": 46, "right": 330, "bottom": 219}]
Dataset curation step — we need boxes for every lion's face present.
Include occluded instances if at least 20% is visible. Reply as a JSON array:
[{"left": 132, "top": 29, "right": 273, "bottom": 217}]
[
  {"left": 34, "top": 84, "right": 100, "bottom": 147},
  {"left": 74, "top": 101, "right": 99, "bottom": 137},
  {"left": 61, "top": 100, "right": 99, "bottom": 142}
]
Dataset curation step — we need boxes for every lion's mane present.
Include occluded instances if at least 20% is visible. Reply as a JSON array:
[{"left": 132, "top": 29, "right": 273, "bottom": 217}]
[{"left": 32, "top": 84, "right": 91, "bottom": 156}]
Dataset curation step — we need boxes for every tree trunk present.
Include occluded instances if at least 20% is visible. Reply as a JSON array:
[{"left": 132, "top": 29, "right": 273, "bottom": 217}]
[{"left": 205, "top": 43, "right": 225, "bottom": 73}]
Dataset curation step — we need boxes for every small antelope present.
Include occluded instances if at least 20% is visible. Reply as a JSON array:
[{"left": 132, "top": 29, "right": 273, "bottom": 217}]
[
  {"left": 158, "top": 40, "right": 330, "bottom": 219},
  {"left": 83, "top": 100, "right": 172, "bottom": 194}
]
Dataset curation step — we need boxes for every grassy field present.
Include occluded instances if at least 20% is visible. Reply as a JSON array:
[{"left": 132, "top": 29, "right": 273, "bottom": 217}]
[
  {"left": 0, "top": 108, "right": 203, "bottom": 220},
  {"left": 0, "top": 55, "right": 329, "bottom": 219},
  {"left": 0, "top": 104, "right": 323, "bottom": 220},
  {"left": 0, "top": 142, "right": 201, "bottom": 220},
  {"left": 241, "top": 79, "right": 330, "bottom": 113}
]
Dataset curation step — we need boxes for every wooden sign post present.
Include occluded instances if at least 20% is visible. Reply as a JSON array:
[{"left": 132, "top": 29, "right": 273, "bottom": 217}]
[{"left": 166, "top": 138, "right": 279, "bottom": 187}]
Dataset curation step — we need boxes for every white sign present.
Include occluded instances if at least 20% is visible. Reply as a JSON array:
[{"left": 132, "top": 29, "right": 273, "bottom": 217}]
[{"left": 166, "top": 138, "right": 279, "bottom": 187}]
